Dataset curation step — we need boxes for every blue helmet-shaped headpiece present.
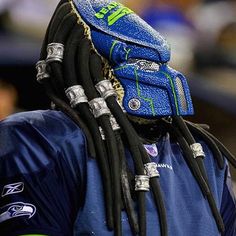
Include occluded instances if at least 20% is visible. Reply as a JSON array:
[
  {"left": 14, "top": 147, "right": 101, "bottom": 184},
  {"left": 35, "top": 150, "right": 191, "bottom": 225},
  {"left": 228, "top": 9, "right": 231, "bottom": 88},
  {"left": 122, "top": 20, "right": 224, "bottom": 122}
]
[{"left": 73, "top": 0, "right": 194, "bottom": 118}]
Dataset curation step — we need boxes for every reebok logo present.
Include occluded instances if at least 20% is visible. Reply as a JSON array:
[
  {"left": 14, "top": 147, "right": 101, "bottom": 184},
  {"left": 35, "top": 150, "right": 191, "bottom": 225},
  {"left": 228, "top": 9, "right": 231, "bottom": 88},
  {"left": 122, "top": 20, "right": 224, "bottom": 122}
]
[{"left": 1, "top": 182, "right": 24, "bottom": 197}]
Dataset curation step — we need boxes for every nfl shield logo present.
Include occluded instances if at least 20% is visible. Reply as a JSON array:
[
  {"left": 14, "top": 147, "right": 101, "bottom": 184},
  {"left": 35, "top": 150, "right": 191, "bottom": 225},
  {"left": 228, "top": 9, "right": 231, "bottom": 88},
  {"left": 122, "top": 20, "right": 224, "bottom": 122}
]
[{"left": 144, "top": 144, "right": 158, "bottom": 157}]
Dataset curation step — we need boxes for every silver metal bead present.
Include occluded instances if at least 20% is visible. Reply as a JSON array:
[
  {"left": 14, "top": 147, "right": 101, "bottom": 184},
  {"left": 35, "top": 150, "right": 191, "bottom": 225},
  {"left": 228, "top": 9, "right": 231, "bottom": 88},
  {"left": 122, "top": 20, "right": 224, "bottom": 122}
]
[
  {"left": 89, "top": 98, "right": 111, "bottom": 118},
  {"left": 190, "top": 143, "right": 205, "bottom": 158},
  {"left": 95, "top": 80, "right": 117, "bottom": 99},
  {"left": 65, "top": 85, "right": 88, "bottom": 108},
  {"left": 144, "top": 162, "right": 160, "bottom": 178},
  {"left": 110, "top": 115, "right": 120, "bottom": 131},
  {"left": 46, "top": 43, "right": 64, "bottom": 63},
  {"left": 36, "top": 60, "right": 50, "bottom": 82},
  {"left": 135, "top": 175, "right": 150, "bottom": 191},
  {"left": 128, "top": 98, "right": 141, "bottom": 111}
]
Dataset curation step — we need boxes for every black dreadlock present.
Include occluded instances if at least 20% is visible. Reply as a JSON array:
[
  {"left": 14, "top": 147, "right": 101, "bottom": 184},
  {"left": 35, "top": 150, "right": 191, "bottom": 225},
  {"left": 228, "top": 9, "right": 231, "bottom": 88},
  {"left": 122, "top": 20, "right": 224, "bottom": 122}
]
[
  {"left": 89, "top": 53, "right": 168, "bottom": 236},
  {"left": 36, "top": 1, "right": 236, "bottom": 235}
]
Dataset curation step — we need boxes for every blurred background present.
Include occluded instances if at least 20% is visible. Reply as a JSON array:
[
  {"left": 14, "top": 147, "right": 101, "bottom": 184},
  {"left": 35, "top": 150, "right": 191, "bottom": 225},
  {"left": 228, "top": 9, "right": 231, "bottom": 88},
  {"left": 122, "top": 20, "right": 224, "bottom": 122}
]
[{"left": 0, "top": 0, "right": 236, "bottom": 190}]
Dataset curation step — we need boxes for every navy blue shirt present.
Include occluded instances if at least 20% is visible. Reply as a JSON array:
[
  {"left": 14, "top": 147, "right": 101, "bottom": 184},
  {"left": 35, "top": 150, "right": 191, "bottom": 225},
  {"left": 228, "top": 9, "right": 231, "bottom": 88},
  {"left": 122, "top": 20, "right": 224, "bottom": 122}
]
[{"left": 0, "top": 110, "right": 235, "bottom": 235}]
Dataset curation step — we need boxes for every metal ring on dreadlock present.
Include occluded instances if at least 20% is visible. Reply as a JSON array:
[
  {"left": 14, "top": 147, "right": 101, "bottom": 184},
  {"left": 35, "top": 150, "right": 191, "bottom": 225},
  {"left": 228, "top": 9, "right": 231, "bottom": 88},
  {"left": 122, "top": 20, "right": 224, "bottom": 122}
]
[
  {"left": 36, "top": 60, "right": 50, "bottom": 83},
  {"left": 190, "top": 143, "right": 206, "bottom": 159},
  {"left": 95, "top": 80, "right": 117, "bottom": 99},
  {"left": 46, "top": 43, "right": 64, "bottom": 63},
  {"left": 110, "top": 115, "right": 120, "bottom": 131},
  {"left": 135, "top": 175, "right": 150, "bottom": 191},
  {"left": 144, "top": 162, "right": 160, "bottom": 178},
  {"left": 99, "top": 126, "right": 106, "bottom": 140},
  {"left": 89, "top": 97, "right": 111, "bottom": 118},
  {"left": 65, "top": 85, "right": 88, "bottom": 108}
]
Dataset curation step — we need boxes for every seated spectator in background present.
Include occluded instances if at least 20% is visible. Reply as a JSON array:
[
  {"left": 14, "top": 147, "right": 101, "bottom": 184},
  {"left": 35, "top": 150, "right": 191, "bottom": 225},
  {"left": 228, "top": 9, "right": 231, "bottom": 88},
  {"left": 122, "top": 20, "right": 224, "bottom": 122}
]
[
  {"left": 0, "top": 80, "right": 18, "bottom": 120},
  {"left": 216, "top": 22, "right": 236, "bottom": 68},
  {"left": 0, "top": 0, "right": 58, "bottom": 38},
  {"left": 120, "top": 0, "right": 152, "bottom": 15},
  {"left": 138, "top": 0, "right": 201, "bottom": 74},
  {"left": 192, "top": 0, "right": 236, "bottom": 70}
]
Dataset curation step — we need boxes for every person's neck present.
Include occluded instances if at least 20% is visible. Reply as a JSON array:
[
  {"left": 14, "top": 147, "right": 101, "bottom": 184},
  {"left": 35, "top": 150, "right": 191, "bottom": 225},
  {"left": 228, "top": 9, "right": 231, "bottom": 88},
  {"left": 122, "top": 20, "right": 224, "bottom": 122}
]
[{"left": 129, "top": 117, "right": 165, "bottom": 144}]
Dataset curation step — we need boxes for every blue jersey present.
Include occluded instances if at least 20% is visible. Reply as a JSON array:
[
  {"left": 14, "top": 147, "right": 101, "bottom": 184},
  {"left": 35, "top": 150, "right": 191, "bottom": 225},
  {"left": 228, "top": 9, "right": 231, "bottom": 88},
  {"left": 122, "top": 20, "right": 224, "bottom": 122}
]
[{"left": 0, "top": 110, "right": 235, "bottom": 236}]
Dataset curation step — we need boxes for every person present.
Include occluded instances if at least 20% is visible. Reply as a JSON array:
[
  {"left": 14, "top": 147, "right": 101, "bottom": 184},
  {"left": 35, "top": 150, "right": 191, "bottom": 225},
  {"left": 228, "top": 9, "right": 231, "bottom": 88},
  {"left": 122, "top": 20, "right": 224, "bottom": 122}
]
[
  {"left": 0, "top": 0, "right": 235, "bottom": 235},
  {"left": 192, "top": 0, "right": 236, "bottom": 69},
  {"left": 0, "top": 79, "right": 19, "bottom": 120},
  {"left": 139, "top": 0, "right": 200, "bottom": 74},
  {"left": 0, "top": 0, "right": 58, "bottom": 38}
]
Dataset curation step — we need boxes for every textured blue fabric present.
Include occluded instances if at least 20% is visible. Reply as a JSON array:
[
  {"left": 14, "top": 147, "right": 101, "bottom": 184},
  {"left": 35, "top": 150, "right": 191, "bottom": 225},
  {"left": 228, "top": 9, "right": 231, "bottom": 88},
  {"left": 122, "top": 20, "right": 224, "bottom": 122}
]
[
  {"left": 72, "top": 0, "right": 194, "bottom": 118},
  {"left": 73, "top": 0, "right": 170, "bottom": 62},
  {"left": 0, "top": 110, "right": 235, "bottom": 235},
  {"left": 114, "top": 63, "right": 194, "bottom": 117}
]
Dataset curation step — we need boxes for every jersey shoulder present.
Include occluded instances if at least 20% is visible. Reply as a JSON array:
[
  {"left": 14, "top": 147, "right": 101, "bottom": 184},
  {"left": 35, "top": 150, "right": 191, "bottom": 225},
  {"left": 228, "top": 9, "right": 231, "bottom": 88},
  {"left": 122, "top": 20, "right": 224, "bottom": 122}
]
[
  {"left": 0, "top": 110, "right": 87, "bottom": 176},
  {"left": 1, "top": 109, "right": 80, "bottom": 134},
  {"left": 0, "top": 109, "right": 84, "bottom": 144}
]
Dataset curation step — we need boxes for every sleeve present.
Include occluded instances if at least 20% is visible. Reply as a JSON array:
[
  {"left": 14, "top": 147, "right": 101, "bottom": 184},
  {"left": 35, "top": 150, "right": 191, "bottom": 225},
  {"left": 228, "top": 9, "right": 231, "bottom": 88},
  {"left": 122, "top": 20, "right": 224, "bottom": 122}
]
[
  {"left": 220, "top": 165, "right": 236, "bottom": 236},
  {"left": 0, "top": 122, "right": 82, "bottom": 236}
]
